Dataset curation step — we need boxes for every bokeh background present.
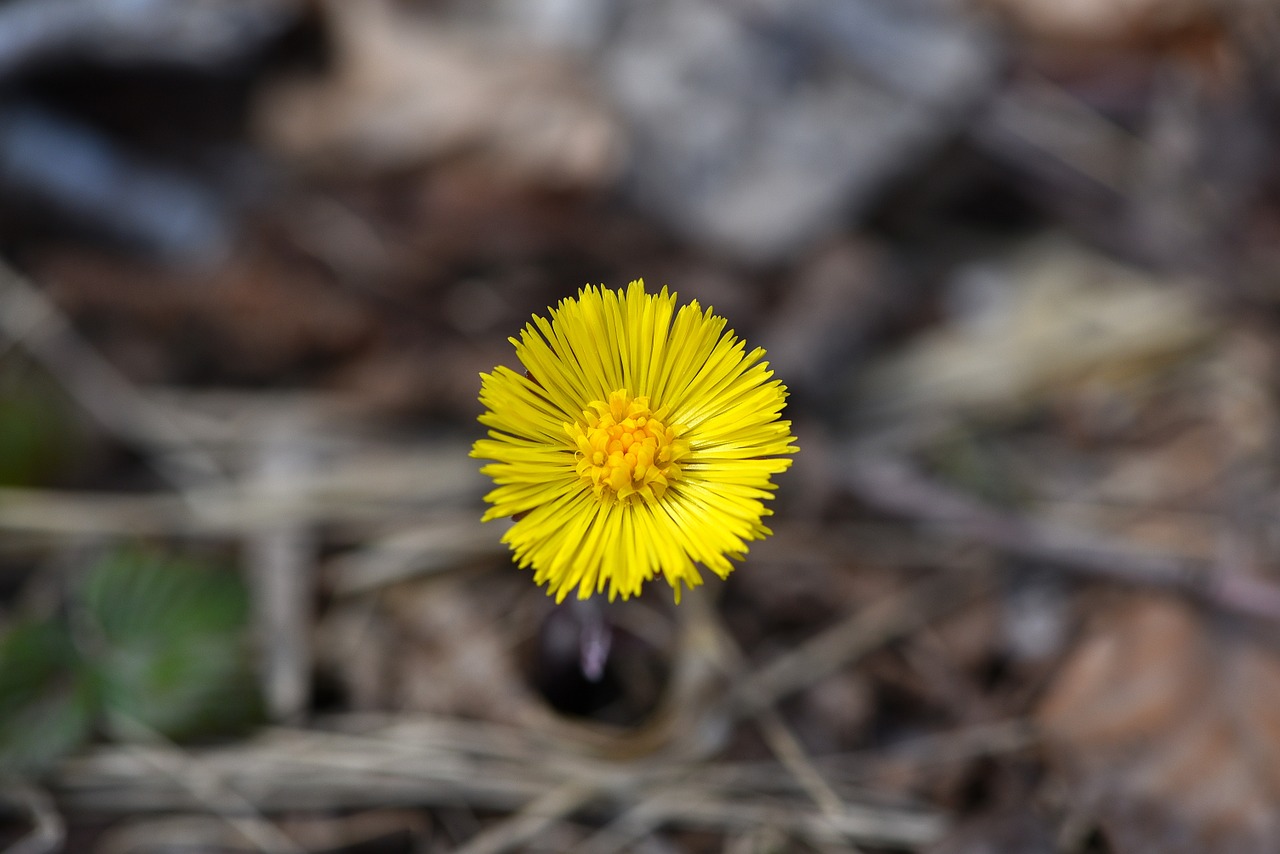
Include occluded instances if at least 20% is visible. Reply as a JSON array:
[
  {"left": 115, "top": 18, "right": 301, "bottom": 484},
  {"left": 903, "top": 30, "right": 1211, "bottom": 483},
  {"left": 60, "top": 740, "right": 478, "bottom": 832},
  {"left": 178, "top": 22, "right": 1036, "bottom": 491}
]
[{"left": 3, "top": 0, "right": 1280, "bottom": 851}]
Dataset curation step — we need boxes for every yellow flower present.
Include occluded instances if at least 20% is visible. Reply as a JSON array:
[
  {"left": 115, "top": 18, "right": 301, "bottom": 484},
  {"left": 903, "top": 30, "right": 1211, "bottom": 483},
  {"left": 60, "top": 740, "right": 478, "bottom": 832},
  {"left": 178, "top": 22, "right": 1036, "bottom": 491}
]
[{"left": 471, "top": 280, "right": 798, "bottom": 602}]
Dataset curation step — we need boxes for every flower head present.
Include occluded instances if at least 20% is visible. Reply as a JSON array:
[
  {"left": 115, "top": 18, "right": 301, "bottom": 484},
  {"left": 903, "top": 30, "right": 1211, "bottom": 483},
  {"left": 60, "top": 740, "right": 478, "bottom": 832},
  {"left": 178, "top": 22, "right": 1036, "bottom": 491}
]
[{"left": 471, "top": 280, "right": 798, "bottom": 602}]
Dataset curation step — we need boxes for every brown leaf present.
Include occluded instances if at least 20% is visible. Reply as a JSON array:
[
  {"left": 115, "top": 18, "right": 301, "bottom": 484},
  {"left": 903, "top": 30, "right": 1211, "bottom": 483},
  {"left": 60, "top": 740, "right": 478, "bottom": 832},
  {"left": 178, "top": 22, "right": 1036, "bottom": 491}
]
[
  {"left": 978, "top": 0, "right": 1218, "bottom": 47},
  {"left": 254, "top": 0, "right": 623, "bottom": 187},
  {"left": 1038, "top": 595, "right": 1280, "bottom": 852},
  {"left": 317, "top": 573, "right": 540, "bottom": 722}
]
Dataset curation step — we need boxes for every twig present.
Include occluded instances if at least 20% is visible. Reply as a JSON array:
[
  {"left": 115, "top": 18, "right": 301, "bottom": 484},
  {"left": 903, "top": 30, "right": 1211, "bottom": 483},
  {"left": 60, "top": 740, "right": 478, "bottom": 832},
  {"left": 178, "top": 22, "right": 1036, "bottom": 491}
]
[
  {"left": 0, "top": 784, "right": 64, "bottom": 854},
  {"left": 104, "top": 715, "right": 304, "bottom": 854},
  {"left": 732, "top": 570, "right": 996, "bottom": 716},
  {"left": 686, "top": 591, "right": 846, "bottom": 818},
  {"left": 249, "top": 422, "right": 317, "bottom": 723},
  {"left": 584, "top": 789, "right": 943, "bottom": 852},
  {"left": 0, "top": 487, "right": 492, "bottom": 539},
  {"left": 572, "top": 798, "right": 666, "bottom": 854},
  {"left": 453, "top": 781, "right": 597, "bottom": 854},
  {"left": 843, "top": 452, "right": 1280, "bottom": 623},
  {"left": 0, "top": 258, "right": 227, "bottom": 495},
  {"left": 49, "top": 715, "right": 947, "bottom": 850},
  {"left": 578, "top": 579, "right": 979, "bottom": 854},
  {"left": 693, "top": 718, "right": 1037, "bottom": 792},
  {"left": 977, "top": 73, "right": 1137, "bottom": 194},
  {"left": 324, "top": 516, "right": 503, "bottom": 595}
]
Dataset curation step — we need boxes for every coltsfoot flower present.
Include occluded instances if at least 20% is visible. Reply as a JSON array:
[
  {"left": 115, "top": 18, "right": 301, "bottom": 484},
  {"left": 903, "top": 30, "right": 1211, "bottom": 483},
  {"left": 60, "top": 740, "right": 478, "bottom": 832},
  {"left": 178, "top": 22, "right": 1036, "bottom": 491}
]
[{"left": 471, "top": 280, "right": 798, "bottom": 602}]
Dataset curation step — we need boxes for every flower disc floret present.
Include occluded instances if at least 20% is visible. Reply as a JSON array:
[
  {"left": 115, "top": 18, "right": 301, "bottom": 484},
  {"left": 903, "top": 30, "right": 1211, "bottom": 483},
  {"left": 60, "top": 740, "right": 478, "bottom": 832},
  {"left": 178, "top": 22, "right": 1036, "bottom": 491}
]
[{"left": 568, "top": 389, "right": 690, "bottom": 505}]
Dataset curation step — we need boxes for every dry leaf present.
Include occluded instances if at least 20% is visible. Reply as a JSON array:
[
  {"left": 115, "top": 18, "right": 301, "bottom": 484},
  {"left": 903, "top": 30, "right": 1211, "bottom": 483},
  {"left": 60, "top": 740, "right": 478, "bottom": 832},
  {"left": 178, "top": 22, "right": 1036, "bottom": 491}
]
[
  {"left": 254, "top": 0, "right": 623, "bottom": 186},
  {"left": 317, "top": 574, "right": 540, "bottom": 722},
  {"left": 979, "top": 0, "right": 1215, "bottom": 45},
  {"left": 1038, "top": 596, "right": 1280, "bottom": 853},
  {"left": 857, "top": 236, "right": 1213, "bottom": 423}
]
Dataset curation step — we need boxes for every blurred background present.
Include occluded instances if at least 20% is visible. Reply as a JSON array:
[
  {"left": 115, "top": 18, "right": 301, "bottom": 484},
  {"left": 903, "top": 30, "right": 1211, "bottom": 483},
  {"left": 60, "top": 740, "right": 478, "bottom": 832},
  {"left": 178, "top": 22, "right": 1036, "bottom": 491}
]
[{"left": 3, "top": 0, "right": 1280, "bottom": 851}]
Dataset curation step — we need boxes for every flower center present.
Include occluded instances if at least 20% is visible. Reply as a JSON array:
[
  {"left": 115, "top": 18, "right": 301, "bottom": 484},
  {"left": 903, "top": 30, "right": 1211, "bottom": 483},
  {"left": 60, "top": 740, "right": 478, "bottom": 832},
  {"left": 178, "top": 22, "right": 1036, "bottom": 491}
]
[{"left": 567, "top": 389, "right": 689, "bottom": 505}]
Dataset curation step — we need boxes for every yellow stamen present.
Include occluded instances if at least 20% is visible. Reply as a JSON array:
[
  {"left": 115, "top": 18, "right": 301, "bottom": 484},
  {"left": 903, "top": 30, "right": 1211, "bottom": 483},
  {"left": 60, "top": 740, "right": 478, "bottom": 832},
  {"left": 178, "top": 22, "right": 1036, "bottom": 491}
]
[{"left": 566, "top": 389, "right": 689, "bottom": 506}]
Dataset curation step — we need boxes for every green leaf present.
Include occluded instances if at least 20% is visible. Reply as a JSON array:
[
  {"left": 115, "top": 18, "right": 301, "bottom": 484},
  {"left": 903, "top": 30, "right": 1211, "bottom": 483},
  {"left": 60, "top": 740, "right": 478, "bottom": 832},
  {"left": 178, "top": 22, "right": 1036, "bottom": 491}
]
[
  {"left": 80, "top": 550, "right": 261, "bottom": 740},
  {"left": 0, "top": 360, "right": 83, "bottom": 488},
  {"left": 0, "top": 620, "right": 96, "bottom": 774}
]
